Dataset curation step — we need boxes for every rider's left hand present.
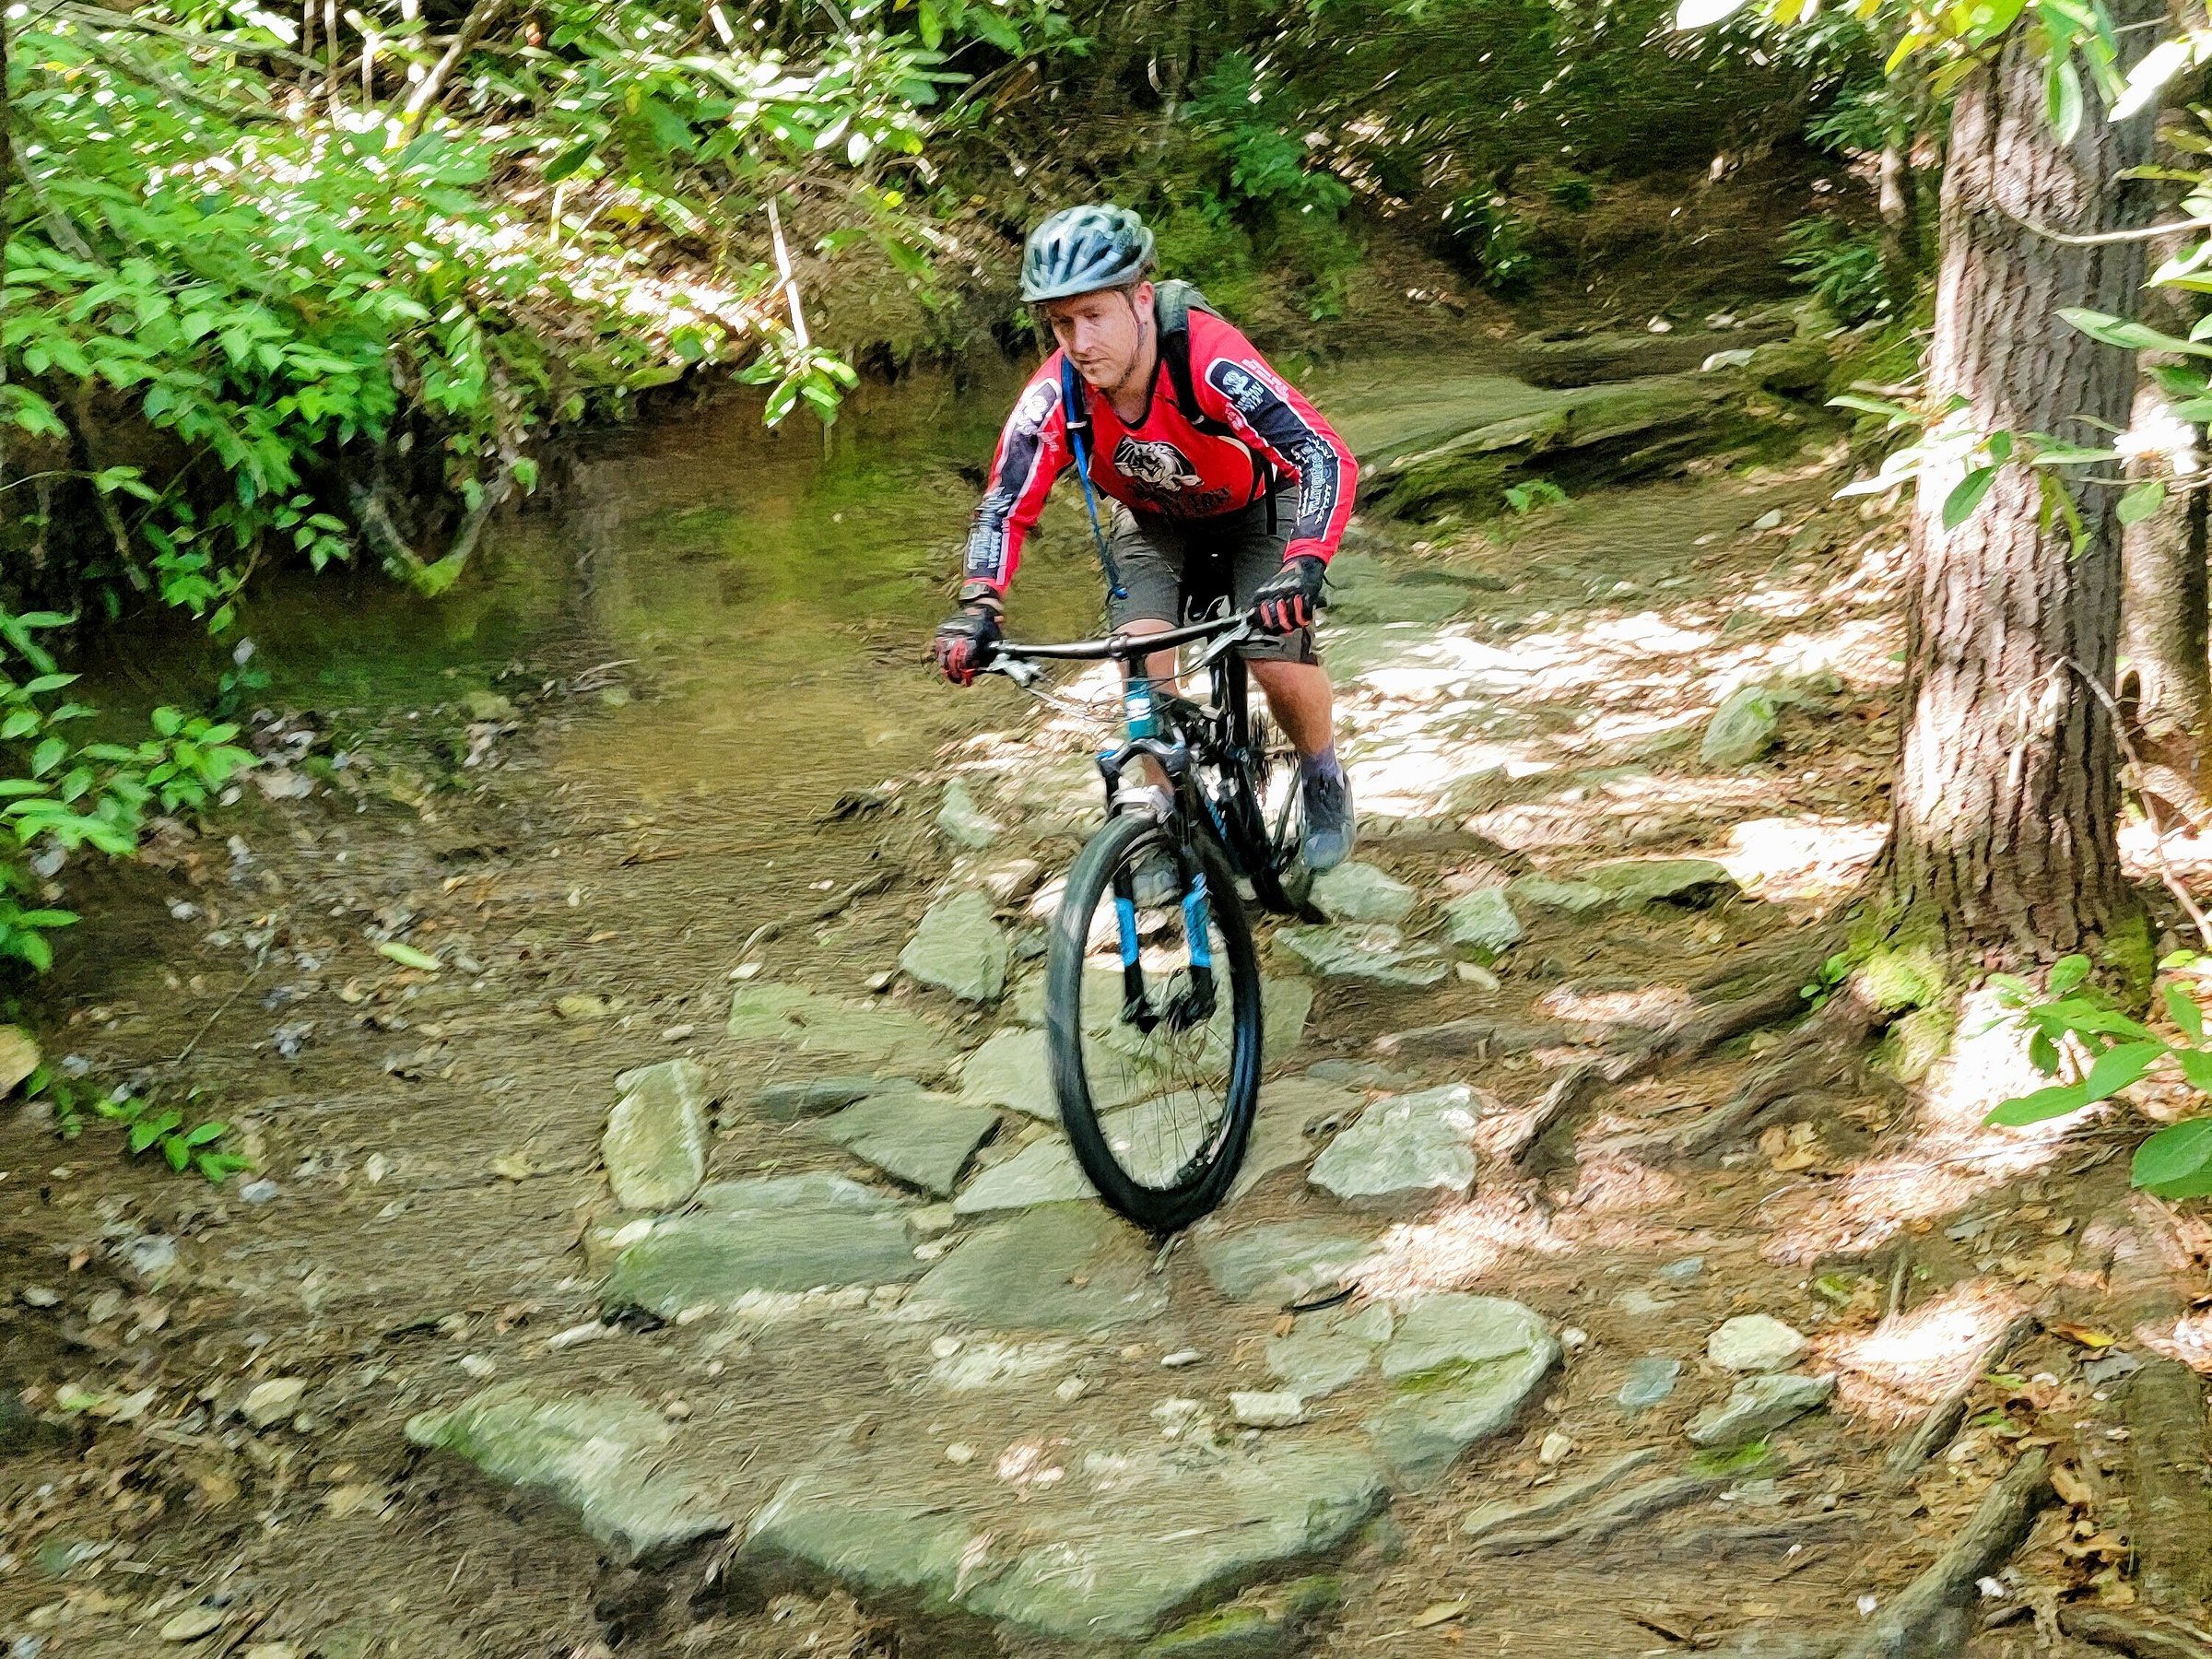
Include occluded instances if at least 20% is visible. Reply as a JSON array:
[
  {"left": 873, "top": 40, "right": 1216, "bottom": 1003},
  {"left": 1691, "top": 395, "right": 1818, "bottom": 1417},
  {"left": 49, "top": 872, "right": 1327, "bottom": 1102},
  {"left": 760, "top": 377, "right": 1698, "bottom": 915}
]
[{"left": 1249, "top": 555, "right": 1327, "bottom": 635}]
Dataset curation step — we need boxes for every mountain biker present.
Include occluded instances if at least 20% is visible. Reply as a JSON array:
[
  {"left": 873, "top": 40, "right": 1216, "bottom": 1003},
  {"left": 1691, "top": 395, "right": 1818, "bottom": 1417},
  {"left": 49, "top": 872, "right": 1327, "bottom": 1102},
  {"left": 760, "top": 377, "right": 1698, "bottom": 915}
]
[{"left": 931, "top": 203, "right": 1359, "bottom": 871}]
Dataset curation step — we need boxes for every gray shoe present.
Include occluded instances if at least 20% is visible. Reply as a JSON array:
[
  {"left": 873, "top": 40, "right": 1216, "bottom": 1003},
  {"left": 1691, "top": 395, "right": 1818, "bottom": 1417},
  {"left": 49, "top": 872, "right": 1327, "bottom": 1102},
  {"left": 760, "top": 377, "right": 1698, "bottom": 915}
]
[{"left": 1301, "top": 767, "right": 1355, "bottom": 872}]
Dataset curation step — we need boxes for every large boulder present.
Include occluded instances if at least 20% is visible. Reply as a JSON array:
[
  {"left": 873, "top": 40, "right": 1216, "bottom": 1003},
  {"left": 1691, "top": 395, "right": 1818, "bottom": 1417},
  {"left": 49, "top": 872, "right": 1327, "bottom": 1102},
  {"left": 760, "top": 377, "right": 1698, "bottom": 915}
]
[
  {"left": 1508, "top": 322, "right": 1793, "bottom": 388},
  {"left": 912, "top": 1200, "right": 1168, "bottom": 1332}
]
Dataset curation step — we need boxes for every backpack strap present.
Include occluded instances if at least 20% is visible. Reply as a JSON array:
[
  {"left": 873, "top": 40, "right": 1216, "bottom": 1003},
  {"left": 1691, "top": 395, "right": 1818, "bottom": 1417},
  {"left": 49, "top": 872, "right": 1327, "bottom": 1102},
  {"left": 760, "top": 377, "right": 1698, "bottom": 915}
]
[
  {"left": 1058, "top": 354, "right": 1124, "bottom": 601},
  {"left": 1153, "top": 280, "right": 1237, "bottom": 441}
]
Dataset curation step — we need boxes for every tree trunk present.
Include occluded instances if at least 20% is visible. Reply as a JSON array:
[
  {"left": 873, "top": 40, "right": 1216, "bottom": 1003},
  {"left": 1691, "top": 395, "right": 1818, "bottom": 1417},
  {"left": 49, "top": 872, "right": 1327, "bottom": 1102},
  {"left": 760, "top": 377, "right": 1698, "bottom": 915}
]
[
  {"left": 2119, "top": 360, "right": 2211, "bottom": 827},
  {"left": 1887, "top": 13, "right": 2158, "bottom": 965}
]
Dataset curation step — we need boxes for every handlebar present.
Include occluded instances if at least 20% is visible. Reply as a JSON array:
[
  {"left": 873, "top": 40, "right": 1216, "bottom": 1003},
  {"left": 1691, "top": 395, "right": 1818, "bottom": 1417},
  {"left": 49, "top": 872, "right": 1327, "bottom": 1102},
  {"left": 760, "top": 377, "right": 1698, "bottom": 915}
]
[{"left": 988, "top": 613, "right": 1253, "bottom": 666}]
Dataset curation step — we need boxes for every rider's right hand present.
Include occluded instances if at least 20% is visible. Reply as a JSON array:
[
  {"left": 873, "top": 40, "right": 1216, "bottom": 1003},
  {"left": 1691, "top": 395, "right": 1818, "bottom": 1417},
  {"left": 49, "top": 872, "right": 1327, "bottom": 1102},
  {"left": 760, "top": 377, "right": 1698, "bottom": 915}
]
[{"left": 933, "top": 600, "right": 1003, "bottom": 686}]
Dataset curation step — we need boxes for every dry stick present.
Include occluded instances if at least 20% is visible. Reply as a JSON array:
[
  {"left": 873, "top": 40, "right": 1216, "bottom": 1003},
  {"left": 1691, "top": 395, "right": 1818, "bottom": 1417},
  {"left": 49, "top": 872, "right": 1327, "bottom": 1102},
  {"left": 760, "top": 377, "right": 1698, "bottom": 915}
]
[
  {"left": 1881, "top": 1309, "right": 2039, "bottom": 1489},
  {"left": 765, "top": 196, "right": 810, "bottom": 348},
  {"left": 1839, "top": 1449, "right": 2054, "bottom": 1659},
  {"left": 323, "top": 0, "right": 339, "bottom": 116},
  {"left": 1884, "top": 1242, "right": 1912, "bottom": 1318},
  {"left": 397, "top": 0, "right": 505, "bottom": 139},
  {"left": 734, "top": 865, "right": 902, "bottom": 959}
]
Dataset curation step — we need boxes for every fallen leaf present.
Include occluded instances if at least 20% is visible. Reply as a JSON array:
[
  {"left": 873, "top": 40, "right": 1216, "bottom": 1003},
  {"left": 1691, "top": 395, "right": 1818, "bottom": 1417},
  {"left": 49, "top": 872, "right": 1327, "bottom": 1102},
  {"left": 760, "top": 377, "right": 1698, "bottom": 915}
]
[
  {"left": 2052, "top": 1464, "right": 2095, "bottom": 1506},
  {"left": 376, "top": 941, "right": 441, "bottom": 973},
  {"left": 1413, "top": 1600, "right": 1469, "bottom": 1629},
  {"left": 2050, "top": 1322, "right": 2117, "bottom": 1349}
]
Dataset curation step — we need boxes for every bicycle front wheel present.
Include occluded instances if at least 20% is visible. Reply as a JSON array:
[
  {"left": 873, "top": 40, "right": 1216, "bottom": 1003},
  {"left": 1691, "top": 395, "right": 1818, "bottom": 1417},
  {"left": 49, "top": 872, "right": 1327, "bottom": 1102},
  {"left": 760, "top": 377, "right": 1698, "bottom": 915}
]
[{"left": 1046, "top": 812, "right": 1262, "bottom": 1233}]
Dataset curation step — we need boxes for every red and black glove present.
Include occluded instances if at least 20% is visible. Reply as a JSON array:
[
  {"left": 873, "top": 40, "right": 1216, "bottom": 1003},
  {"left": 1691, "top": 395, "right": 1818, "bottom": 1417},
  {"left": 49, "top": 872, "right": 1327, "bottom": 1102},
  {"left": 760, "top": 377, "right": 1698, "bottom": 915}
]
[
  {"left": 933, "top": 596, "right": 1002, "bottom": 686},
  {"left": 1249, "top": 555, "right": 1327, "bottom": 634}
]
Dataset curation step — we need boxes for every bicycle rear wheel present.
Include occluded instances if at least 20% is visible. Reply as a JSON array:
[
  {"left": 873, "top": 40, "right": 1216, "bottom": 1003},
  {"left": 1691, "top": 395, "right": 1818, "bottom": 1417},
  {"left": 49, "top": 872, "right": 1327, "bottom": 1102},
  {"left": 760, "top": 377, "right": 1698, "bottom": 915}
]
[
  {"left": 1223, "top": 702, "right": 1314, "bottom": 917},
  {"left": 1046, "top": 811, "right": 1262, "bottom": 1233}
]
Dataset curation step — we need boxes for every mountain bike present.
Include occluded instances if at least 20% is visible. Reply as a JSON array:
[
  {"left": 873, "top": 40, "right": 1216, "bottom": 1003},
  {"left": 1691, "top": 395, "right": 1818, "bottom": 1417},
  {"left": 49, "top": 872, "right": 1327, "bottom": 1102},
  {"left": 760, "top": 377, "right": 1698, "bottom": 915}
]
[{"left": 982, "top": 612, "right": 1312, "bottom": 1232}]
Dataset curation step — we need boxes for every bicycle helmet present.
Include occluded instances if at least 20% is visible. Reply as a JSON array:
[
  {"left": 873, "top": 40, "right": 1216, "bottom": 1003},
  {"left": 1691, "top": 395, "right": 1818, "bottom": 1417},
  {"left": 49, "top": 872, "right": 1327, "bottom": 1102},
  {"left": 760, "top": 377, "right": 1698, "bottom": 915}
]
[{"left": 1018, "top": 204, "right": 1156, "bottom": 303}]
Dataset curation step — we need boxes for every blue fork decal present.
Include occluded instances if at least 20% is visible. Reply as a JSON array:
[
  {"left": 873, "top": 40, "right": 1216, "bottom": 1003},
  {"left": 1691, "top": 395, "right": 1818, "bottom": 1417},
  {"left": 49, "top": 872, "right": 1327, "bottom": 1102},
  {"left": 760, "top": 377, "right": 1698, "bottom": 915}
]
[
  {"left": 1115, "top": 897, "right": 1140, "bottom": 966},
  {"left": 1182, "top": 873, "right": 1213, "bottom": 969}
]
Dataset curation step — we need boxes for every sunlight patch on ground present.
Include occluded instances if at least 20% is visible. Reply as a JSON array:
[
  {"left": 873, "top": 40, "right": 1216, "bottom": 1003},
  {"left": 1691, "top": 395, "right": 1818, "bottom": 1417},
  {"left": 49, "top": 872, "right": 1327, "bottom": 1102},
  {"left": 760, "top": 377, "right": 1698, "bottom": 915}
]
[
  {"left": 1767, "top": 990, "right": 2077, "bottom": 1265},
  {"left": 2143, "top": 1310, "right": 2212, "bottom": 1374},
  {"left": 1816, "top": 1280, "right": 2031, "bottom": 1424},
  {"left": 1719, "top": 815, "right": 1887, "bottom": 902},
  {"left": 1350, "top": 1162, "right": 1697, "bottom": 1299}
]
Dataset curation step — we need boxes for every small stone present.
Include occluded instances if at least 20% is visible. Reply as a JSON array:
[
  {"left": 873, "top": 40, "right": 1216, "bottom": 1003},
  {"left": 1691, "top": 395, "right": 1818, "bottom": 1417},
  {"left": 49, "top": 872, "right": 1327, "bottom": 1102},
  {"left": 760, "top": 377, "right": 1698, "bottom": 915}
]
[
  {"left": 243, "top": 1645, "right": 302, "bottom": 1659},
  {"left": 1686, "top": 1371, "right": 1835, "bottom": 1446},
  {"left": 238, "top": 1179, "right": 279, "bottom": 1205},
  {"left": 159, "top": 1607, "right": 226, "bottom": 1642},
  {"left": 1161, "top": 1349, "right": 1204, "bottom": 1369},
  {"left": 363, "top": 1153, "right": 389, "bottom": 1184},
  {"left": 1054, "top": 1375, "right": 1090, "bottom": 1402},
  {"left": 1707, "top": 1314, "right": 1808, "bottom": 1373},
  {"left": 240, "top": 1378, "right": 308, "bottom": 1429},
  {"left": 459, "top": 1354, "right": 496, "bottom": 1380},
  {"left": 19, "top": 1286, "right": 60, "bottom": 1309},
  {"left": 1455, "top": 961, "right": 1501, "bottom": 988},
  {"left": 603, "top": 1059, "right": 711, "bottom": 1212},
  {"left": 555, "top": 993, "right": 613, "bottom": 1021},
  {"left": 900, "top": 890, "right": 1011, "bottom": 1004},
  {"left": 1617, "top": 1357, "right": 1682, "bottom": 1411},
  {"left": 1310, "top": 863, "right": 1418, "bottom": 925},
  {"left": 1581, "top": 858, "right": 1739, "bottom": 910},
  {"left": 908, "top": 1203, "right": 959, "bottom": 1238},
  {"left": 1538, "top": 1430, "right": 1574, "bottom": 1465},
  {"left": 547, "top": 1321, "right": 609, "bottom": 1351},
  {"left": 1441, "top": 888, "right": 1525, "bottom": 956},
  {"left": 1656, "top": 1255, "right": 1706, "bottom": 1284},
  {"left": 1559, "top": 1326, "right": 1589, "bottom": 1352},
  {"left": 930, "top": 1335, "right": 963, "bottom": 1359},
  {"left": 1701, "top": 686, "right": 1781, "bottom": 769},
  {"left": 1751, "top": 508, "right": 1785, "bottom": 531},
  {"left": 945, "top": 1442, "right": 976, "bottom": 1465},
  {"left": 1230, "top": 1390, "right": 1307, "bottom": 1429},
  {"left": 953, "top": 1135, "right": 1095, "bottom": 1215},
  {"left": 937, "top": 780, "right": 1004, "bottom": 849}
]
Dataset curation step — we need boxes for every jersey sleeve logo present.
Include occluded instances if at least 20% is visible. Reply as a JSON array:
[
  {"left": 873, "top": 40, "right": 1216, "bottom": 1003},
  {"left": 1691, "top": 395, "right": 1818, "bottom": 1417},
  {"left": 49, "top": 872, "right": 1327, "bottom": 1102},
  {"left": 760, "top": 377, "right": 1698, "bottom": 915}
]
[
  {"left": 1112, "top": 436, "right": 1203, "bottom": 494},
  {"left": 1012, "top": 379, "right": 1059, "bottom": 436},
  {"left": 1209, "top": 361, "right": 1275, "bottom": 416}
]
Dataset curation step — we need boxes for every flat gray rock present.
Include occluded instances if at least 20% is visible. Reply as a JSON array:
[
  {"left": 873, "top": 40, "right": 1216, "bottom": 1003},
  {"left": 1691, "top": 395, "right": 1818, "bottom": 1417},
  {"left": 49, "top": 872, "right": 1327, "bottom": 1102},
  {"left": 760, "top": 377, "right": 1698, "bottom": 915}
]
[
  {"left": 406, "top": 1385, "right": 730, "bottom": 1565},
  {"left": 937, "top": 779, "right": 1004, "bottom": 849},
  {"left": 1228, "top": 1077, "right": 1350, "bottom": 1202},
  {"left": 1580, "top": 857, "right": 1738, "bottom": 909},
  {"left": 727, "top": 982, "right": 955, "bottom": 1079},
  {"left": 957, "top": 1026, "right": 1059, "bottom": 1118},
  {"left": 813, "top": 1092, "right": 998, "bottom": 1198},
  {"left": 1686, "top": 1371, "right": 1834, "bottom": 1447},
  {"left": 742, "top": 1435, "right": 1384, "bottom": 1646},
  {"left": 1194, "top": 1220, "right": 1373, "bottom": 1305},
  {"left": 1618, "top": 1356, "right": 1683, "bottom": 1411},
  {"left": 914, "top": 1201, "right": 1167, "bottom": 1331},
  {"left": 1265, "top": 1302, "right": 1394, "bottom": 1400},
  {"left": 1505, "top": 873, "right": 1608, "bottom": 913},
  {"left": 602, "top": 1176, "right": 921, "bottom": 1314},
  {"left": 603, "top": 1059, "right": 710, "bottom": 1212},
  {"left": 753, "top": 1076, "right": 919, "bottom": 1123},
  {"left": 1364, "top": 1294, "right": 1560, "bottom": 1488},
  {"left": 1309, "top": 863, "right": 1418, "bottom": 925},
  {"left": 1441, "top": 887, "right": 1525, "bottom": 956},
  {"left": 1276, "top": 924, "right": 1449, "bottom": 988},
  {"left": 1309, "top": 1085, "right": 1479, "bottom": 1213},
  {"left": 900, "top": 889, "right": 1011, "bottom": 1003},
  {"left": 1707, "top": 1314, "right": 1807, "bottom": 1373},
  {"left": 953, "top": 1135, "right": 1096, "bottom": 1215}
]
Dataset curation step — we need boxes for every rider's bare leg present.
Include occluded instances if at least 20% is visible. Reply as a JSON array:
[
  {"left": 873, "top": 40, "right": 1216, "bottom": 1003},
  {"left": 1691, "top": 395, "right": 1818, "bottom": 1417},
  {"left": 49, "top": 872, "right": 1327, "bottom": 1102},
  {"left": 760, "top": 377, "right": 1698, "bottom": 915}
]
[{"left": 1248, "top": 659, "right": 1336, "bottom": 759}]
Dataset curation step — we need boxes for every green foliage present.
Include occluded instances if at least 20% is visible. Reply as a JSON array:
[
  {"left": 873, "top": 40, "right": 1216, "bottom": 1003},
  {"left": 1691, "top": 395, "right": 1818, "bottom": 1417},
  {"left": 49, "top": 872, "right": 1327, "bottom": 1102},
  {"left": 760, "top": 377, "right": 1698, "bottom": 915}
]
[
  {"left": 1800, "top": 950, "right": 1853, "bottom": 1008},
  {"left": 1441, "top": 193, "right": 1538, "bottom": 295},
  {"left": 1782, "top": 217, "right": 1891, "bottom": 326},
  {"left": 1985, "top": 952, "right": 2212, "bottom": 1200},
  {"left": 43, "top": 1071, "right": 251, "bottom": 1183},
  {"left": 0, "top": 610, "right": 253, "bottom": 971},
  {"left": 1502, "top": 478, "right": 1569, "bottom": 514}
]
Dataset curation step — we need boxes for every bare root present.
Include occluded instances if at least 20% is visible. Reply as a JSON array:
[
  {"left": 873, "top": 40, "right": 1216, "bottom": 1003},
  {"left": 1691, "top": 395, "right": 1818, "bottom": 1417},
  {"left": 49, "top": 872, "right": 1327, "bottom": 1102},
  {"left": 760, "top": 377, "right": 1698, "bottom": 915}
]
[
  {"left": 1881, "top": 1311, "right": 2039, "bottom": 1490},
  {"left": 1836, "top": 1449, "right": 2054, "bottom": 1659},
  {"left": 2056, "top": 1607, "right": 2212, "bottom": 1659}
]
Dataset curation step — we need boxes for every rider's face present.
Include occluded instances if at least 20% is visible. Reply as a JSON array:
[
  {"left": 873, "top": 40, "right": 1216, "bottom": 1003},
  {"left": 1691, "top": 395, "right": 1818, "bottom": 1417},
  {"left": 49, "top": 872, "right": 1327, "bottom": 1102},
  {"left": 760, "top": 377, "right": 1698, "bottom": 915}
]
[{"left": 1041, "top": 282, "right": 1152, "bottom": 392}]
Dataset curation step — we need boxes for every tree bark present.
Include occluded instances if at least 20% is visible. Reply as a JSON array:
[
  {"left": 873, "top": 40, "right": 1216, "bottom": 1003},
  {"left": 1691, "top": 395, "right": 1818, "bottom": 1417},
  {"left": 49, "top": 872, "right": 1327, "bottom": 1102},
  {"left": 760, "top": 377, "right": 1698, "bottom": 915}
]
[
  {"left": 1886, "top": 12, "right": 2159, "bottom": 965},
  {"left": 2118, "top": 264, "right": 2211, "bottom": 828}
]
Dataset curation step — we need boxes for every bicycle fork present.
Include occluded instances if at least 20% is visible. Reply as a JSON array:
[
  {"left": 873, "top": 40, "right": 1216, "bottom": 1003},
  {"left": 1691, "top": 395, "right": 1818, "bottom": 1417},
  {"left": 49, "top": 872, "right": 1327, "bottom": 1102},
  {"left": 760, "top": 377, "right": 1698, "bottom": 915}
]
[{"left": 1099, "top": 680, "right": 1218, "bottom": 1035}]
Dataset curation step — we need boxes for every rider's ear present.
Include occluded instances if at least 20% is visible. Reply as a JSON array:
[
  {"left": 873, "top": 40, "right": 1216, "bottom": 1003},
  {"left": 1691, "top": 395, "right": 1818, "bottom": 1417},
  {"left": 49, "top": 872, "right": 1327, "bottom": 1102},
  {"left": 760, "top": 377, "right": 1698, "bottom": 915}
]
[{"left": 1129, "top": 280, "right": 1154, "bottom": 318}]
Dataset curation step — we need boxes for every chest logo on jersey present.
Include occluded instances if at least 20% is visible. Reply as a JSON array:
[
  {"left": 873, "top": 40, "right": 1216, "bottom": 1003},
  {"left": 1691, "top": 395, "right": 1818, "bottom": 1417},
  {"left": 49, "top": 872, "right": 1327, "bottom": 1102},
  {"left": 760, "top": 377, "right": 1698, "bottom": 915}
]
[{"left": 1113, "top": 436, "right": 1202, "bottom": 493}]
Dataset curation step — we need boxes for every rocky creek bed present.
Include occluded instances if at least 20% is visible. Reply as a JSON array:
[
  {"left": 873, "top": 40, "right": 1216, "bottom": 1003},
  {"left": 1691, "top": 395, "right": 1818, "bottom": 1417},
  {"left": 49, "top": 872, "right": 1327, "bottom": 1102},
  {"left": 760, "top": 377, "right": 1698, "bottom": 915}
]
[{"left": 5, "top": 324, "right": 2210, "bottom": 1659}]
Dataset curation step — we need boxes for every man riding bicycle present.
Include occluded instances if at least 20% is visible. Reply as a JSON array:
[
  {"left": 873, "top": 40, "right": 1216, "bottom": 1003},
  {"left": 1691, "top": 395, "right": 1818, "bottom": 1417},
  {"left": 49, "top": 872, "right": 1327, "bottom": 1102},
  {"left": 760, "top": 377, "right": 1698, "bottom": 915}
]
[{"left": 931, "top": 203, "right": 1359, "bottom": 872}]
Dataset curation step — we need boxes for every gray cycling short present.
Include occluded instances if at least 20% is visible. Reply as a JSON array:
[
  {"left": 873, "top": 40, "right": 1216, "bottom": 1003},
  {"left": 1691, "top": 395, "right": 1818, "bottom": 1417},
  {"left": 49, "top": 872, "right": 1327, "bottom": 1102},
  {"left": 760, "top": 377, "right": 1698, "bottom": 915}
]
[{"left": 1103, "top": 483, "right": 1318, "bottom": 665}]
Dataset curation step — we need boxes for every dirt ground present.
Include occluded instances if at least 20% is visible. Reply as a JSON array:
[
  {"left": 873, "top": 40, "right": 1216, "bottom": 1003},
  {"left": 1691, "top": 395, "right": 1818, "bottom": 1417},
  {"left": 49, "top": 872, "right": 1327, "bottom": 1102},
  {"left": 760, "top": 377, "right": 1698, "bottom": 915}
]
[{"left": 4, "top": 347, "right": 2211, "bottom": 1659}]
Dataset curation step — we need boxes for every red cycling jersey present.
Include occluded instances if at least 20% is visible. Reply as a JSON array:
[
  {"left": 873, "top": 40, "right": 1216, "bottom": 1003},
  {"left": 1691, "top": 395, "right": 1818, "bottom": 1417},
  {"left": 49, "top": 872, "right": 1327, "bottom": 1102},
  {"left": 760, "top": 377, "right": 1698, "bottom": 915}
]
[{"left": 963, "top": 309, "right": 1358, "bottom": 596}]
